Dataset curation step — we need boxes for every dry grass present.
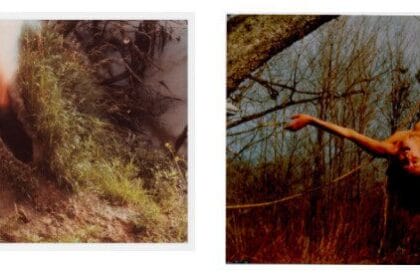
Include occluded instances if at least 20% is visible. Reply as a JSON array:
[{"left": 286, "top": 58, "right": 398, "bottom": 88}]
[
  {"left": 10, "top": 24, "right": 187, "bottom": 242},
  {"left": 225, "top": 161, "right": 418, "bottom": 264}
]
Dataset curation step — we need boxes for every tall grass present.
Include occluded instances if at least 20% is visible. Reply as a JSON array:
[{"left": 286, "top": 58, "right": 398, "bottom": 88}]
[
  {"left": 226, "top": 161, "right": 394, "bottom": 263},
  {"left": 15, "top": 25, "right": 186, "bottom": 242}
]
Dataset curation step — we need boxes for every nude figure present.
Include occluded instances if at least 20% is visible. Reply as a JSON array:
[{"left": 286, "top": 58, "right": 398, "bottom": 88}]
[
  {"left": 285, "top": 113, "right": 420, "bottom": 177},
  {"left": 286, "top": 113, "right": 420, "bottom": 258}
]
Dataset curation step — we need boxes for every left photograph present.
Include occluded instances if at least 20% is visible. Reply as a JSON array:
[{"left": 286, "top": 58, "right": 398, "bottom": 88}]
[{"left": 0, "top": 19, "right": 189, "bottom": 243}]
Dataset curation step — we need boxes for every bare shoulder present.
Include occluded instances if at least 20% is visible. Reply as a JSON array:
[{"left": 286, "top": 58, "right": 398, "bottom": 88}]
[
  {"left": 385, "top": 131, "right": 411, "bottom": 144},
  {"left": 386, "top": 130, "right": 420, "bottom": 145}
]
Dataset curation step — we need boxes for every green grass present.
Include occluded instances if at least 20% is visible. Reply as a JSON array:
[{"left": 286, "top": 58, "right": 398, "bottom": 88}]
[{"left": 13, "top": 25, "right": 187, "bottom": 242}]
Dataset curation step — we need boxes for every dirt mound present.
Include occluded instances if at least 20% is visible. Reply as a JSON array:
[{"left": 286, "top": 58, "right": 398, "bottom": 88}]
[{"left": 0, "top": 178, "right": 152, "bottom": 242}]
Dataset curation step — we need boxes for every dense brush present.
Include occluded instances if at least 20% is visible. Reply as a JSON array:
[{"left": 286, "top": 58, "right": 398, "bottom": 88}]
[{"left": 7, "top": 24, "right": 187, "bottom": 242}]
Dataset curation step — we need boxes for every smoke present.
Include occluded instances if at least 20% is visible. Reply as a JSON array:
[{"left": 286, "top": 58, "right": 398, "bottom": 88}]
[
  {"left": 0, "top": 21, "right": 24, "bottom": 83},
  {"left": 0, "top": 20, "right": 40, "bottom": 108},
  {"left": 145, "top": 21, "right": 188, "bottom": 153},
  {"left": 0, "top": 21, "right": 23, "bottom": 107}
]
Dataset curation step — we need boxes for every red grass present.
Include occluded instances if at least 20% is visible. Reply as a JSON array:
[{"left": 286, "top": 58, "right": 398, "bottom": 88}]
[{"left": 226, "top": 163, "right": 419, "bottom": 264}]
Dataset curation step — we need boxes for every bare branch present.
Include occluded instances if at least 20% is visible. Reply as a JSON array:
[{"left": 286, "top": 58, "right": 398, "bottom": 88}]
[{"left": 227, "top": 15, "right": 338, "bottom": 95}]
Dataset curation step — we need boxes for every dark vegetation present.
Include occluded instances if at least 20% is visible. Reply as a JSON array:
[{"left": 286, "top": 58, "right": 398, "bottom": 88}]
[
  {"left": 226, "top": 16, "right": 420, "bottom": 263},
  {"left": 0, "top": 20, "right": 187, "bottom": 242},
  {"left": 50, "top": 20, "right": 180, "bottom": 132}
]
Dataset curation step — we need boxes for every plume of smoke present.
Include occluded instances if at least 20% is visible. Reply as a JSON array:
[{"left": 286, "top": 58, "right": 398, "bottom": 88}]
[
  {"left": 145, "top": 21, "right": 188, "bottom": 148},
  {"left": 0, "top": 21, "right": 24, "bottom": 83},
  {"left": 0, "top": 20, "right": 40, "bottom": 107}
]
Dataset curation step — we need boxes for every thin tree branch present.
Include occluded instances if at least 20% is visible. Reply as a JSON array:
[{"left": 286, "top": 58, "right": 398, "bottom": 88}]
[
  {"left": 227, "top": 90, "right": 364, "bottom": 130},
  {"left": 227, "top": 97, "right": 320, "bottom": 129},
  {"left": 249, "top": 75, "right": 324, "bottom": 96}
]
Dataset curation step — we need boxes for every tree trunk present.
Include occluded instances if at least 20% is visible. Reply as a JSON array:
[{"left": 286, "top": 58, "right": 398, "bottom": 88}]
[{"left": 227, "top": 15, "right": 338, "bottom": 95}]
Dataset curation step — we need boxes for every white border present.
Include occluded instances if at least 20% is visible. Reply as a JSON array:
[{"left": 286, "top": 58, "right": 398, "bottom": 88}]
[
  {"left": 0, "top": 13, "right": 195, "bottom": 251},
  {"left": 0, "top": 12, "right": 193, "bottom": 20},
  {"left": 1, "top": 1, "right": 420, "bottom": 279}
]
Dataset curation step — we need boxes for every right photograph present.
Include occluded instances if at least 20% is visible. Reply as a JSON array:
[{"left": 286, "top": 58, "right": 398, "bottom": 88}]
[{"left": 226, "top": 15, "right": 420, "bottom": 264}]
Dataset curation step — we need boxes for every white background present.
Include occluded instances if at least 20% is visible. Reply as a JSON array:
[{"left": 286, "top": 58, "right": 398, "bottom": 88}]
[{"left": 1, "top": 0, "right": 420, "bottom": 279}]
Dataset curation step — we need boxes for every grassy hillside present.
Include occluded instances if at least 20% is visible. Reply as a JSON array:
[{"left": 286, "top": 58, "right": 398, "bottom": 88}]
[{"left": 0, "top": 24, "right": 187, "bottom": 242}]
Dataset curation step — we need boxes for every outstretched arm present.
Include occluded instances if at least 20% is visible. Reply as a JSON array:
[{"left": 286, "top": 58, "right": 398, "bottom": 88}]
[{"left": 285, "top": 114, "right": 397, "bottom": 157}]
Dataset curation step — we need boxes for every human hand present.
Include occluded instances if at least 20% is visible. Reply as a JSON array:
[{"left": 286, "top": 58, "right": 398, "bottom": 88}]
[{"left": 285, "top": 114, "right": 313, "bottom": 131}]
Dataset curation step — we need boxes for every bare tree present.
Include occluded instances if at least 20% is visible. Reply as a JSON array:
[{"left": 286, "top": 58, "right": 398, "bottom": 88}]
[
  {"left": 227, "top": 16, "right": 419, "bottom": 263},
  {"left": 227, "top": 15, "right": 338, "bottom": 95}
]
